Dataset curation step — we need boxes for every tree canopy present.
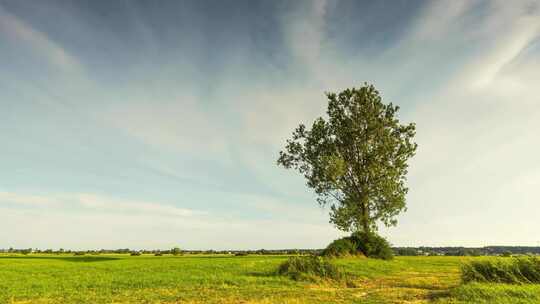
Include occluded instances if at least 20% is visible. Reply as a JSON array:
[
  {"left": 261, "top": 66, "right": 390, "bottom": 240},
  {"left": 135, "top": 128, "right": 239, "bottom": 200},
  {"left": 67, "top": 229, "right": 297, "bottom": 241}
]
[{"left": 278, "top": 84, "right": 417, "bottom": 234}]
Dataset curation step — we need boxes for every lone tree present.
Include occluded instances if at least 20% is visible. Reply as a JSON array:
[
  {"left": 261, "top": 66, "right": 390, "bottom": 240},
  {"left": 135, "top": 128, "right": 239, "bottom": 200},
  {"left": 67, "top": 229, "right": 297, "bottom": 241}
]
[{"left": 278, "top": 84, "right": 417, "bottom": 235}]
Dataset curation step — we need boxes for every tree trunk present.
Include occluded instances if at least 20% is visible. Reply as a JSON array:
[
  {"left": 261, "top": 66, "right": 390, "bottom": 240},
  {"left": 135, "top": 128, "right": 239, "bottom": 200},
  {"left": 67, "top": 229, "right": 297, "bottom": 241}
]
[{"left": 361, "top": 199, "right": 370, "bottom": 234}]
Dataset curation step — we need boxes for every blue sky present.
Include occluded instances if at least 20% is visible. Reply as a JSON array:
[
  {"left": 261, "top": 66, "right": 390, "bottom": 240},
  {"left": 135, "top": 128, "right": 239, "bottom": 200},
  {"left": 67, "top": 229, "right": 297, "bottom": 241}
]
[{"left": 1, "top": 0, "right": 540, "bottom": 250}]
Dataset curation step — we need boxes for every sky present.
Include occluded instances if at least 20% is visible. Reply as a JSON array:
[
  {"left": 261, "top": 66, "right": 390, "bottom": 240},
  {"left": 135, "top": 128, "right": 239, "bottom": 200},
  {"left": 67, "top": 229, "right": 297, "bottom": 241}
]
[{"left": 1, "top": 0, "right": 540, "bottom": 250}]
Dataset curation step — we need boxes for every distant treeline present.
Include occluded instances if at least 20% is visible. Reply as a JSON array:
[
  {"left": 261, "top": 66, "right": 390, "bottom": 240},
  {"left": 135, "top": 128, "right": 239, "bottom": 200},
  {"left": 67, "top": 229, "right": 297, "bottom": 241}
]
[
  {"left": 393, "top": 246, "right": 540, "bottom": 256},
  {"left": 2, "top": 246, "right": 539, "bottom": 256},
  {"left": 0, "top": 247, "right": 320, "bottom": 256}
]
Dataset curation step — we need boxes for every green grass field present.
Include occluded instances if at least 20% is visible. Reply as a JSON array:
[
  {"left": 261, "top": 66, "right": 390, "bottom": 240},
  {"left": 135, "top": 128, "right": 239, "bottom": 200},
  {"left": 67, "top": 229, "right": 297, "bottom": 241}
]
[{"left": 1, "top": 255, "right": 539, "bottom": 303}]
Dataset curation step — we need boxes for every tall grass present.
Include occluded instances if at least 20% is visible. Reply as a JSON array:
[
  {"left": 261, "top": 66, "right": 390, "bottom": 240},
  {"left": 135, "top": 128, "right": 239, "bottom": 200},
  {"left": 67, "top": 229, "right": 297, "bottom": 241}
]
[
  {"left": 462, "top": 256, "right": 540, "bottom": 284},
  {"left": 277, "top": 256, "right": 343, "bottom": 281}
]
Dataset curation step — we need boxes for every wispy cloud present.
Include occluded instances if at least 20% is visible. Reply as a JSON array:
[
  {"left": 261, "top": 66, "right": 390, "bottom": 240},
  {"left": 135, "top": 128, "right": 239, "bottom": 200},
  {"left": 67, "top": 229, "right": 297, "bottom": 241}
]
[
  {"left": 0, "top": 190, "right": 340, "bottom": 250},
  {"left": 0, "top": 191, "right": 57, "bottom": 207},
  {"left": 381, "top": 0, "right": 540, "bottom": 246},
  {"left": 1, "top": 0, "right": 540, "bottom": 248},
  {"left": 102, "top": 95, "right": 230, "bottom": 157},
  {"left": 0, "top": 4, "right": 82, "bottom": 73},
  {"left": 407, "top": 0, "right": 472, "bottom": 41},
  {"left": 0, "top": 191, "right": 197, "bottom": 218}
]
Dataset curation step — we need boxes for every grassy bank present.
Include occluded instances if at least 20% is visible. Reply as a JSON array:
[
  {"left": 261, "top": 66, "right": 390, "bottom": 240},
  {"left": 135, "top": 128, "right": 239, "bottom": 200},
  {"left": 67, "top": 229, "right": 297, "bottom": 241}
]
[{"left": 1, "top": 254, "right": 539, "bottom": 303}]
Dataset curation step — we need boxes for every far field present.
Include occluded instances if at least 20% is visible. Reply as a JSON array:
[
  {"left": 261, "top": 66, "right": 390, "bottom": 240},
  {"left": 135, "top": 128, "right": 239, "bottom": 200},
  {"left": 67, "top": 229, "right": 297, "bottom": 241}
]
[{"left": 1, "top": 254, "right": 539, "bottom": 304}]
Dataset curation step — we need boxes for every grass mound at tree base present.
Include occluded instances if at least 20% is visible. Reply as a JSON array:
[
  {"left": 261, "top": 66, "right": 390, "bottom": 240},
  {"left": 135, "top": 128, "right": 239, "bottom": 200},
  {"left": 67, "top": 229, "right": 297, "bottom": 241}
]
[
  {"left": 322, "top": 231, "right": 393, "bottom": 260},
  {"left": 321, "top": 238, "right": 361, "bottom": 258},
  {"left": 462, "top": 256, "right": 540, "bottom": 284}
]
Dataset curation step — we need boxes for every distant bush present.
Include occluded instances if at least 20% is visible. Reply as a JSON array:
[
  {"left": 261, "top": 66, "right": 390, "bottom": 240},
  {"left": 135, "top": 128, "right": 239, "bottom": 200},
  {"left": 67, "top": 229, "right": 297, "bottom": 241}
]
[
  {"left": 130, "top": 252, "right": 142, "bottom": 256},
  {"left": 74, "top": 252, "right": 86, "bottom": 256},
  {"left": 277, "top": 256, "right": 343, "bottom": 281},
  {"left": 395, "top": 248, "right": 419, "bottom": 256},
  {"left": 154, "top": 252, "right": 163, "bottom": 256},
  {"left": 462, "top": 256, "right": 540, "bottom": 284},
  {"left": 234, "top": 252, "right": 248, "bottom": 257},
  {"left": 321, "top": 237, "right": 360, "bottom": 258}
]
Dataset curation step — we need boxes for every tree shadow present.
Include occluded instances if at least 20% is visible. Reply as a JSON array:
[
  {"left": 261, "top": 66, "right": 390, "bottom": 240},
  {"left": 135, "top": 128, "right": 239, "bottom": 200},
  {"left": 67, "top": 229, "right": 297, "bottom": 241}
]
[
  {"left": 0, "top": 256, "right": 120, "bottom": 262},
  {"left": 427, "top": 289, "right": 453, "bottom": 302},
  {"left": 246, "top": 271, "right": 276, "bottom": 278}
]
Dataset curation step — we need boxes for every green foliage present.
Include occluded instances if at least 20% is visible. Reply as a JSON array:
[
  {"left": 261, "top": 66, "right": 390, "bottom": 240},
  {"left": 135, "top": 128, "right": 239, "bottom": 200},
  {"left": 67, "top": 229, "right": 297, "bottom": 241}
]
[
  {"left": 277, "top": 256, "right": 343, "bottom": 281},
  {"left": 130, "top": 252, "right": 142, "bottom": 256},
  {"left": 322, "top": 232, "right": 393, "bottom": 260},
  {"left": 464, "top": 249, "right": 482, "bottom": 256},
  {"left": 395, "top": 248, "right": 419, "bottom": 256},
  {"left": 321, "top": 237, "right": 360, "bottom": 258},
  {"left": 353, "top": 231, "right": 394, "bottom": 260},
  {"left": 278, "top": 84, "right": 417, "bottom": 234},
  {"left": 462, "top": 256, "right": 540, "bottom": 284}
]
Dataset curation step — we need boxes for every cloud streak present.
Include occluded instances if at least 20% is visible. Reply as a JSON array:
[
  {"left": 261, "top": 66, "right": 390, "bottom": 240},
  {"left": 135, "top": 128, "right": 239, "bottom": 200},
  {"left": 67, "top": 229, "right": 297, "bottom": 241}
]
[
  {"left": 0, "top": 190, "right": 341, "bottom": 250},
  {"left": 0, "top": 191, "right": 197, "bottom": 218},
  {"left": 0, "top": 4, "right": 82, "bottom": 73}
]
